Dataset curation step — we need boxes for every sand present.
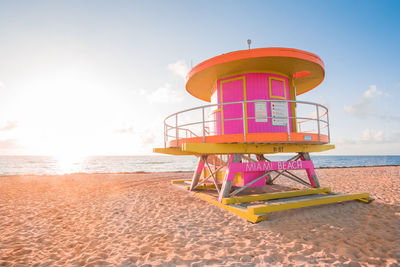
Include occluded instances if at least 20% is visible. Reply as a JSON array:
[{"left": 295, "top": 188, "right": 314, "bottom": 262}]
[{"left": 0, "top": 166, "right": 399, "bottom": 266}]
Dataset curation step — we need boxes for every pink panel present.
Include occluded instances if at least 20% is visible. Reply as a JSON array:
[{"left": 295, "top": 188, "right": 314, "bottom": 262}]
[
  {"left": 245, "top": 73, "right": 292, "bottom": 134},
  {"left": 231, "top": 160, "right": 314, "bottom": 173},
  {"left": 230, "top": 171, "right": 266, "bottom": 187},
  {"left": 271, "top": 79, "right": 285, "bottom": 98},
  {"left": 227, "top": 160, "right": 314, "bottom": 187},
  {"left": 245, "top": 73, "right": 269, "bottom": 134},
  {"left": 243, "top": 172, "right": 266, "bottom": 187},
  {"left": 221, "top": 78, "right": 244, "bottom": 134},
  {"left": 214, "top": 72, "right": 292, "bottom": 136}
]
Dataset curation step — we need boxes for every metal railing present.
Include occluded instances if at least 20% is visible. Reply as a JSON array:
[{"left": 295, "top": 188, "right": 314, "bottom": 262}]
[{"left": 163, "top": 99, "right": 330, "bottom": 147}]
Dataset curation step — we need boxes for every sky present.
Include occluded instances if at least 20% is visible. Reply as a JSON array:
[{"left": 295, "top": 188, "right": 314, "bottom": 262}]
[{"left": 0, "top": 0, "right": 399, "bottom": 156}]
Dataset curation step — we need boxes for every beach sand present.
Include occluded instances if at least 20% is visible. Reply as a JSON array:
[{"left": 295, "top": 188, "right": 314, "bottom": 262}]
[{"left": 0, "top": 166, "right": 399, "bottom": 266}]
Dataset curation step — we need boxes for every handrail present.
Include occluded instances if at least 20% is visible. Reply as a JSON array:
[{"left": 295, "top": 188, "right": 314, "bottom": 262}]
[
  {"left": 163, "top": 99, "right": 327, "bottom": 123},
  {"left": 163, "top": 99, "right": 330, "bottom": 147}
]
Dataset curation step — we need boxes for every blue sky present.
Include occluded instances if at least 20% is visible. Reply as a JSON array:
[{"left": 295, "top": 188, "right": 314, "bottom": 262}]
[{"left": 0, "top": 0, "right": 399, "bottom": 155}]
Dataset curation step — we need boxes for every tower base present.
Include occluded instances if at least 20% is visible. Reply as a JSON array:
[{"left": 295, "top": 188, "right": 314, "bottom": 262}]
[{"left": 172, "top": 180, "right": 373, "bottom": 223}]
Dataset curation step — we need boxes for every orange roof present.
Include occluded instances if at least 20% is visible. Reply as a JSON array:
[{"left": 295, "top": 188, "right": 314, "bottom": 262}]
[{"left": 186, "top": 47, "right": 325, "bottom": 102}]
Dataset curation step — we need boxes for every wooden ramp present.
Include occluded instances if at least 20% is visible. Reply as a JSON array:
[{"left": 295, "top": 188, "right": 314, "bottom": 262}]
[{"left": 172, "top": 180, "right": 373, "bottom": 223}]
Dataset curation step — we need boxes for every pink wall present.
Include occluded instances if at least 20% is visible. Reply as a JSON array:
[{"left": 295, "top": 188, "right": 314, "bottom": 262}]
[{"left": 210, "top": 73, "right": 292, "bottom": 135}]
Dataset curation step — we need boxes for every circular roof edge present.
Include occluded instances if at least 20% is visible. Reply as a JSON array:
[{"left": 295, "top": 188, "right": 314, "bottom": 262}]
[{"left": 186, "top": 47, "right": 325, "bottom": 102}]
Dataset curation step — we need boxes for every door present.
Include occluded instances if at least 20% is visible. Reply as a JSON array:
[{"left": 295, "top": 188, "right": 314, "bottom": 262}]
[{"left": 221, "top": 77, "right": 246, "bottom": 135}]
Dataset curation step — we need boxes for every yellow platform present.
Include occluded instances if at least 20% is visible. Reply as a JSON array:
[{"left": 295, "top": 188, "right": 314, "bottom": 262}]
[
  {"left": 171, "top": 179, "right": 373, "bottom": 223},
  {"left": 154, "top": 143, "right": 335, "bottom": 156}
]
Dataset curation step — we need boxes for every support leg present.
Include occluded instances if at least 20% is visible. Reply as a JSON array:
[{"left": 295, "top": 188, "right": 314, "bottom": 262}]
[
  {"left": 300, "top": 152, "right": 320, "bottom": 188},
  {"left": 266, "top": 172, "right": 273, "bottom": 185},
  {"left": 218, "top": 154, "right": 242, "bottom": 202},
  {"left": 256, "top": 154, "right": 273, "bottom": 185},
  {"left": 189, "top": 155, "right": 207, "bottom": 191}
]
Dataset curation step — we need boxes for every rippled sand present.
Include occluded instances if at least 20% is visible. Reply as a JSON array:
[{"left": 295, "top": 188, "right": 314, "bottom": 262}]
[{"left": 0, "top": 166, "right": 399, "bottom": 266}]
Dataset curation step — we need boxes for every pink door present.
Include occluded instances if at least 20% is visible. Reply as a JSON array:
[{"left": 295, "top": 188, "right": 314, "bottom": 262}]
[{"left": 221, "top": 78, "right": 245, "bottom": 135}]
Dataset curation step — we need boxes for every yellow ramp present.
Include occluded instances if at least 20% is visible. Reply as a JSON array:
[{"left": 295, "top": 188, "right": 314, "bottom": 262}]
[
  {"left": 247, "top": 193, "right": 372, "bottom": 215},
  {"left": 171, "top": 180, "right": 373, "bottom": 223}
]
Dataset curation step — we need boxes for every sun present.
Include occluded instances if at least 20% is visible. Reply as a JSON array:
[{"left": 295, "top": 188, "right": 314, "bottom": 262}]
[{"left": 55, "top": 153, "right": 86, "bottom": 174}]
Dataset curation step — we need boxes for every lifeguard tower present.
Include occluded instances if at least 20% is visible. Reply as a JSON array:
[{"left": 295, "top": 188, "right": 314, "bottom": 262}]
[{"left": 154, "top": 47, "right": 372, "bottom": 222}]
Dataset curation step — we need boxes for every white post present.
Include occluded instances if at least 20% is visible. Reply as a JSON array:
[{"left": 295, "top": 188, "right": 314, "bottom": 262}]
[
  {"left": 202, "top": 107, "right": 206, "bottom": 143},
  {"left": 327, "top": 109, "right": 330, "bottom": 143},
  {"left": 287, "top": 101, "right": 291, "bottom": 141},
  {"left": 175, "top": 114, "right": 179, "bottom": 147},
  {"left": 164, "top": 124, "right": 166, "bottom": 148},
  {"left": 316, "top": 105, "right": 320, "bottom": 142}
]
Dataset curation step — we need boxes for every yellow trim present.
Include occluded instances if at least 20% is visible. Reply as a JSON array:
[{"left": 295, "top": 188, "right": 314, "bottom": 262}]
[
  {"left": 209, "top": 108, "right": 222, "bottom": 115},
  {"left": 233, "top": 172, "right": 242, "bottom": 185},
  {"left": 153, "top": 147, "right": 202, "bottom": 156},
  {"left": 194, "top": 192, "right": 268, "bottom": 223},
  {"left": 218, "top": 70, "right": 290, "bottom": 80},
  {"left": 221, "top": 188, "right": 332, "bottom": 204},
  {"left": 182, "top": 143, "right": 335, "bottom": 155},
  {"left": 220, "top": 76, "right": 247, "bottom": 135},
  {"left": 185, "top": 184, "right": 221, "bottom": 190},
  {"left": 171, "top": 179, "right": 191, "bottom": 184},
  {"left": 357, "top": 197, "right": 375, "bottom": 203},
  {"left": 248, "top": 193, "right": 371, "bottom": 214},
  {"left": 269, "top": 76, "right": 287, "bottom": 100}
]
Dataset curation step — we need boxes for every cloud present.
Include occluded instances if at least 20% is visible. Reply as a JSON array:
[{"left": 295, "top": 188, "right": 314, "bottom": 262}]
[
  {"left": 138, "top": 88, "right": 146, "bottom": 96},
  {"left": 114, "top": 127, "right": 135, "bottom": 135},
  {"left": 383, "top": 131, "right": 400, "bottom": 143},
  {"left": 360, "top": 129, "right": 384, "bottom": 143},
  {"left": 363, "top": 85, "right": 386, "bottom": 98},
  {"left": 146, "top": 83, "right": 184, "bottom": 103},
  {"left": 344, "top": 85, "right": 382, "bottom": 117},
  {"left": 353, "top": 129, "right": 399, "bottom": 144},
  {"left": 334, "top": 129, "right": 400, "bottom": 147},
  {"left": 344, "top": 85, "right": 398, "bottom": 120},
  {"left": 113, "top": 124, "right": 160, "bottom": 145},
  {"left": 167, "top": 60, "right": 189, "bottom": 79},
  {"left": 133, "top": 61, "right": 189, "bottom": 104},
  {"left": 361, "top": 129, "right": 400, "bottom": 144},
  {"left": 335, "top": 137, "right": 357, "bottom": 145},
  {"left": 140, "top": 132, "right": 156, "bottom": 145},
  {"left": 0, "top": 121, "right": 19, "bottom": 131},
  {"left": 0, "top": 138, "right": 22, "bottom": 150}
]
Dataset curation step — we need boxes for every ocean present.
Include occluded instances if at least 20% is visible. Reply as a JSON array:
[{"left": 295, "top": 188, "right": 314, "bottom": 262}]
[{"left": 0, "top": 155, "right": 399, "bottom": 176}]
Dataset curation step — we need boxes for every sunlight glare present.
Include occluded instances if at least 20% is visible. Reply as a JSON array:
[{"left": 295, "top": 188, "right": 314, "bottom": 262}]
[{"left": 55, "top": 153, "right": 86, "bottom": 174}]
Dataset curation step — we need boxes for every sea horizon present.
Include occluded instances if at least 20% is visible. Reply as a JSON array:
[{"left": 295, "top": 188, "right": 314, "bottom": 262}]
[{"left": 1, "top": 155, "right": 399, "bottom": 176}]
